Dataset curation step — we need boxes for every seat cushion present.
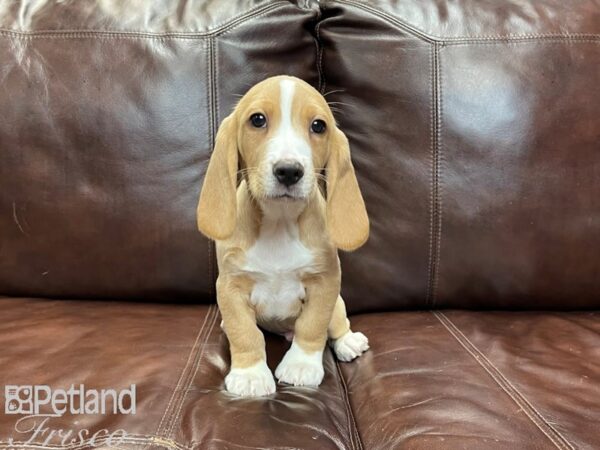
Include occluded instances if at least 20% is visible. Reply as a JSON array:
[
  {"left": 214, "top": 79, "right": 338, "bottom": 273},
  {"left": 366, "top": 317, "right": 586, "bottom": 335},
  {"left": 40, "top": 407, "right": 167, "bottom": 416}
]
[
  {"left": 1, "top": 299, "right": 598, "bottom": 449},
  {"left": 0, "top": 297, "right": 358, "bottom": 449},
  {"left": 339, "top": 311, "right": 600, "bottom": 450}
]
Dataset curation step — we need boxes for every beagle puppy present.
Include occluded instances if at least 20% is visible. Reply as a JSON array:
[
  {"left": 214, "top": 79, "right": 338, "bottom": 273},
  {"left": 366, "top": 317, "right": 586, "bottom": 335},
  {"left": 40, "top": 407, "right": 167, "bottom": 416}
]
[{"left": 197, "top": 75, "right": 370, "bottom": 397}]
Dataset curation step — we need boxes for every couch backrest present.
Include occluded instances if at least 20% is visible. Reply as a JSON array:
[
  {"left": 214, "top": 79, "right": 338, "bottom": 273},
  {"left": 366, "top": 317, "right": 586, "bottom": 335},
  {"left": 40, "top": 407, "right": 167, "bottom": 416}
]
[
  {"left": 1, "top": 0, "right": 598, "bottom": 312},
  {"left": 320, "top": 0, "right": 600, "bottom": 312},
  {"left": 0, "top": 0, "right": 320, "bottom": 302}
]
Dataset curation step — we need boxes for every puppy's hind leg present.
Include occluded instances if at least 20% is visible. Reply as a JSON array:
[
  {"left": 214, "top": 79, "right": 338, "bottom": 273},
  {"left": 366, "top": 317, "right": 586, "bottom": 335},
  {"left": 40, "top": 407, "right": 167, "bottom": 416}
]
[{"left": 328, "top": 296, "right": 369, "bottom": 362}]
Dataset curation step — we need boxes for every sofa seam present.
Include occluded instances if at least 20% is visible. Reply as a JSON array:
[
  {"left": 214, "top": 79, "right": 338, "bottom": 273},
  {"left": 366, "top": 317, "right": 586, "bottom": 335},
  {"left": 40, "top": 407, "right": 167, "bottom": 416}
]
[
  {"left": 212, "top": 36, "right": 220, "bottom": 295},
  {"left": 166, "top": 307, "right": 219, "bottom": 439},
  {"left": 0, "top": 1, "right": 289, "bottom": 40},
  {"left": 154, "top": 305, "right": 215, "bottom": 440},
  {"left": 426, "top": 42, "right": 443, "bottom": 308},
  {"left": 331, "top": 0, "right": 600, "bottom": 43},
  {"left": 315, "top": 14, "right": 326, "bottom": 93},
  {"left": 334, "top": 360, "right": 363, "bottom": 450},
  {"left": 208, "top": 35, "right": 219, "bottom": 300},
  {"left": 163, "top": 305, "right": 217, "bottom": 439},
  {"left": 444, "top": 38, "right": 600, "bottom": 46},
  {"left": 432, "top": 311, "right": 575, "bottom": 450},
  {"left": 331, "top": 0, "right": 434, "bottom": 43},
  {"left": 205, "top": 37, "right": 215, "bottom": 303},
  {"left": 432, "top": 44, "right": 444, "bottom": 307},
  {"left": 152, "top": 305, "right": 215, "bottom": 441},
  {"left": 426, "top": 43, "right": 435, "bottom": 306}
]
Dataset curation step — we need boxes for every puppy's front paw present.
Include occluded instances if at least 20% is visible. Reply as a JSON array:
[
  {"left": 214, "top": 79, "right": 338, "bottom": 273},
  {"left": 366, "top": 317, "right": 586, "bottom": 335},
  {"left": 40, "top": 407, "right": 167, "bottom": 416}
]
[
  {"left": 275, "top": 342, "right": 324, "bottom": 387},
  {"left": 332, "top": 331, "right": 369, "bottom": 362},
  {"left": 225, "top": 360, "right": 276, "bottom": 397}
]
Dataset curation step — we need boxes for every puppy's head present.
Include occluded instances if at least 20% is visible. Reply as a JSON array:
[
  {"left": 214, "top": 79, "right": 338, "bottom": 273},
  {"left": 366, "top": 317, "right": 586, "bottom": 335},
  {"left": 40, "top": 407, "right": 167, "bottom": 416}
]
[{"left": 197, "top": 75, "right": 369, "bottom": 251}]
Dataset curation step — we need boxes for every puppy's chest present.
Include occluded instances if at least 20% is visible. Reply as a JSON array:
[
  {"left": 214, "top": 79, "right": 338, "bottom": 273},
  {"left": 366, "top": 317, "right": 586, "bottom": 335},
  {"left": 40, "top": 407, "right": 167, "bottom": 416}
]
[{"left": 243, "top": 221, "right": 315, "bottom": 322}]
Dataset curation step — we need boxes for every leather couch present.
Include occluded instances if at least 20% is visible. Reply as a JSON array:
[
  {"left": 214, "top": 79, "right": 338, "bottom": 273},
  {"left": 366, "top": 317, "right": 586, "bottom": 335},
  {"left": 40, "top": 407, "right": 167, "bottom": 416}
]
[{"left": 1, "top": 1, "right": 598, "bottom": 449}]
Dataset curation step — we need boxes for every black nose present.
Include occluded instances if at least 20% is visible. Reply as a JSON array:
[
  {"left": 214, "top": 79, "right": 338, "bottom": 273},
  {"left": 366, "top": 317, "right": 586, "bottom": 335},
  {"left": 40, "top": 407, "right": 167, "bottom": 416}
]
[{"left": 273, "top": 162, "right": 304, "bottom": 187}]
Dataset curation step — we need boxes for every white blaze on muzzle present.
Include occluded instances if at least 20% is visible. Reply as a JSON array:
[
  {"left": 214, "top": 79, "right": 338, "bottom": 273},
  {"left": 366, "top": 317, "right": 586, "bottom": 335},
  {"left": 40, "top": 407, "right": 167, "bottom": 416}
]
[{"left": 263, "top": 79, "right": 314, "bottom": 199}]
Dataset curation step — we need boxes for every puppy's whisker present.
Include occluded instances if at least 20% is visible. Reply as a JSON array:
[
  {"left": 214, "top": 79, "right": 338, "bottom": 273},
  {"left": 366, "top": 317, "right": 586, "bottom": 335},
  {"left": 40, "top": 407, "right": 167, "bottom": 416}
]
[
  {"left": 327, "top": 101, "right": 356, "bottom": 109},
  {"left": 323, "top": 89, "right": 345, "bottom": 97},
  {"left": 237, "top": 168, "right": 260, "bottom": 179}
]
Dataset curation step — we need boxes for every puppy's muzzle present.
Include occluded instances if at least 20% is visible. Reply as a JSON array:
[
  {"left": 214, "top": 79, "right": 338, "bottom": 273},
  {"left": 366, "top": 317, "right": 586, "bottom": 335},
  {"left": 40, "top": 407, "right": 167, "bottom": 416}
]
[{"left": 273, "top": 161, "right": 304, "bottom": 187}]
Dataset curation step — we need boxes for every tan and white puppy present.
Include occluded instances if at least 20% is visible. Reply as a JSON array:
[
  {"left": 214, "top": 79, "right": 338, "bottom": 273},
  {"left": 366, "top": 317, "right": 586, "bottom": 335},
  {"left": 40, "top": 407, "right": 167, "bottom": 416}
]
[{"left": 197, "top": 75, "right": 370, "bottom": 397}]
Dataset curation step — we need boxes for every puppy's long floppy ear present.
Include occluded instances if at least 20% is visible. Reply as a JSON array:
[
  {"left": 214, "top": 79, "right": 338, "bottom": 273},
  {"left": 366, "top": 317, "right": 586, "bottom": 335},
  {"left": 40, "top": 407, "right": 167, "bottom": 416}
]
[
  {"left": 326, "top": 129, "right": 369, "bottom": 251},
  {"left": 197, "top": 114, "right": 238, "bottom": 241}
]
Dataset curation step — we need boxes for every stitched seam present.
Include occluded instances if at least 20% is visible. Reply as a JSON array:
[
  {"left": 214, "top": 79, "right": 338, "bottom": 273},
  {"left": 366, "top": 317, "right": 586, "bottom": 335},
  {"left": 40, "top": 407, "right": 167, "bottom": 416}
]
[
  {"left": 153, "top": 305, "right": 214, "bottom": 440},
  {"left": 333, "top": 0, "right": 600, "bottom": 43},
  {"left": 335, "top": 360, "right": 363, "bottom": 450},
  {"left": 154, "top": 305, "right": 214, "bottom": 440},
  {"left": 333, "top": 0, "right": 435, "bottom": 43},
  {"left": 208, "top": 36, "right": 219, "bottom": 299},
  {"left": 166, "top": 308, "right": 219, "bottom": 439},
  {"left": 216, "top": 5, "right": 302, "bottom": 40},
  {"left": 426, "top": 43, "right": 433, "bottom": 304},
  {"left": 0, "top": 2, "right": 288, "bottom": 40},
  {"left": 315, "top": 16, "right": 326, "bottom": 93},
  {"left": 432, "top": 311, "right": 575, "bottom": 450},
  {"left": 445, "top": 39, "right": 600, "bottom": 46},
  {"left": 212, "top": 36, "right": 220, "bottom": 152},
  {"left": 426, "top": 43, "right": 436, "bottom": 306},
  {"left": 205, "top": 38, "right": 215, "bottom": 303},
  {"left": 432, "top": 44, "right": 443, "bottom": 307},
  {"left": 0, "top": 435, "right": 190, "bottom": 450},
  {"left": 205, "top": 37, "right": 214, "bottom": 299},
  {"left": 426, "top": 42, "right": 443, "bottom": 307},
  {"left": 160, "top": 306, "right": 216, "bottom": 438}
]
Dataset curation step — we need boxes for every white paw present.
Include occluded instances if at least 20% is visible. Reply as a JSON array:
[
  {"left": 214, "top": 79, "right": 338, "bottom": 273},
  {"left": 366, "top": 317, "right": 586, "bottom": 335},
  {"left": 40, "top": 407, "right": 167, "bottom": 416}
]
[
  {"left": 332, "top": 331, "right": 369, "bottom": 362},
  {"left": 224, "top": 360, "right": 276, "bottom": 397},
  {"left": 275, "top": 341, "right": 324, "bottom": 387}
]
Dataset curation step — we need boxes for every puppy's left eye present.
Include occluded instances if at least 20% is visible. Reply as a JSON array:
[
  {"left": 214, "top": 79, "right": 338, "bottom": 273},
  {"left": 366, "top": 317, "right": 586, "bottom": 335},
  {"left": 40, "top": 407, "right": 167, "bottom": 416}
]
[{"left": 311, "top": 119, "right": 326, "bottom": 134}]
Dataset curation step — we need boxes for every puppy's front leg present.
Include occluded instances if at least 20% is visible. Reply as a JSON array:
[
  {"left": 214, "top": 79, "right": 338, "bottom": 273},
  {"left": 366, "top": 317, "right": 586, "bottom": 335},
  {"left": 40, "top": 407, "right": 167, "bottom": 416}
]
[
  {"left": 217, "top": 275, "right": 275, "bottom": 397},
  {"left": 275, "top": 272, "right": 340, "bottom": 387}
]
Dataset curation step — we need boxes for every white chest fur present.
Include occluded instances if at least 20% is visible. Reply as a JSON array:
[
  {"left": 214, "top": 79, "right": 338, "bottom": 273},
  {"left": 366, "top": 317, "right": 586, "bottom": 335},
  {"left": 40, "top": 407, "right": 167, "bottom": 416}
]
[{"left": 243, "top": 209, "right": 314, "bottom": 325}]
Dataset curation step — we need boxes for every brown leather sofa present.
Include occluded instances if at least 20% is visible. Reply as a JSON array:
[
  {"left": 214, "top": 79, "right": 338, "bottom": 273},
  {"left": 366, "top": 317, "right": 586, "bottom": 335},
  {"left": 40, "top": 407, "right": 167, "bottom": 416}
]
[{"left": 1, "top": 1, "right": 598, "bottom": 449}]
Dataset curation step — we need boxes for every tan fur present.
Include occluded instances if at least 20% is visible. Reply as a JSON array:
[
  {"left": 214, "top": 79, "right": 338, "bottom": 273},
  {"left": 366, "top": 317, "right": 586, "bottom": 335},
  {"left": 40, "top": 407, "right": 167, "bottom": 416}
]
[{"left": 197, "top": 76, "right": 369, "bottom": 374}]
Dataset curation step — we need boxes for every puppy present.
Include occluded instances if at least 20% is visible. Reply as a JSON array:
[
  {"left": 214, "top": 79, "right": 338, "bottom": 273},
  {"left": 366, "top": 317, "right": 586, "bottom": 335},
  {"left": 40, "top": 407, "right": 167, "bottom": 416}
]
[{"left": 197, "top": 75, "right": 370, "bottom": 397}]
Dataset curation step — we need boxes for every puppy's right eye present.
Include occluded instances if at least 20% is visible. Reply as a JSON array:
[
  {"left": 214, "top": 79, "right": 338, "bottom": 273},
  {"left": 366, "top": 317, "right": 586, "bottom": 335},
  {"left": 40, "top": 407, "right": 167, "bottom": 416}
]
[{"left": 250, "top": 113, "right": 267, "bottom": 128}]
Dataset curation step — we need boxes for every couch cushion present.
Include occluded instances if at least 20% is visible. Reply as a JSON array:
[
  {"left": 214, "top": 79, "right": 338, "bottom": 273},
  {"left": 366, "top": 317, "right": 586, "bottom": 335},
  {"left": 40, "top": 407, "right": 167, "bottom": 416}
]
[
  {"left": 0, "top": 297, "right": 358, "bottom": 449},
  {"left": 338, "top": 310, "right": 600, "bottom": 450},
  {"left": 0, "top": 0, "right": 319, "bottom": 302},
  {"left": 319, "top": 0, "right": 600, "bottom": 312}
]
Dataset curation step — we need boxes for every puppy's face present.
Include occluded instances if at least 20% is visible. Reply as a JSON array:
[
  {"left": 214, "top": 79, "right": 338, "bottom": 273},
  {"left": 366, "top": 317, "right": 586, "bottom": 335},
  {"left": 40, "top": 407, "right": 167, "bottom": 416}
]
[
  {"left": 235, "top": 77, "right": 333, "bottom": 203},
  {"left": 198, "top": 75, "right": 369, "bottom": 251}
]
